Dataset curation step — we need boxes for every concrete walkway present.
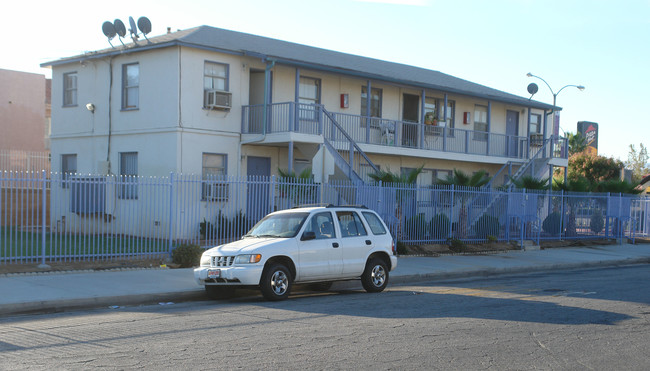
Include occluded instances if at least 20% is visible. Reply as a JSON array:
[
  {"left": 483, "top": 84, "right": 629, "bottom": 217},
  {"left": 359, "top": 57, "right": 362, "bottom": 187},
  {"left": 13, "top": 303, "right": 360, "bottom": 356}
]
[{"left": 1, "top": 243, "right": 649, "bottom": 316}]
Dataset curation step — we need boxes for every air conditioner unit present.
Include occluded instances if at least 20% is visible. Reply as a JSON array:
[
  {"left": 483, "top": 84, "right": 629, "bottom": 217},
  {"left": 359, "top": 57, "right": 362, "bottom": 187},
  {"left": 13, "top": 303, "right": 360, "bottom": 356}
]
[
  {"left": 204, "top": 89, "right": 232, "bottom": 110},
  {"left": 205, "top": 183, "right": 229, "bottom": 201}
]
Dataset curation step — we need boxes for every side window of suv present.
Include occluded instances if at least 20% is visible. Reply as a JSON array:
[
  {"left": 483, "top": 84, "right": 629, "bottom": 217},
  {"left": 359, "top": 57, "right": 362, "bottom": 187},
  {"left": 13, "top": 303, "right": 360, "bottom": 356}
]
[
  {"left": 362, "top": 212, "right": 387, "bottom": 235},
  {"left": 304, "top": 212, "right": 336, "bottom": 239},
  {"left": 336, "top": 211, "right": 368, "bottom": 237}
]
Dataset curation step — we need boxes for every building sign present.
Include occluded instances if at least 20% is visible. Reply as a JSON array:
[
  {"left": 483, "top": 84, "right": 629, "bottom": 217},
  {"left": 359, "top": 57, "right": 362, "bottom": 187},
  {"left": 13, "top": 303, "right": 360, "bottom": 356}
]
[{"left": 577, "top": 121, "right": 598, "bottom": 155}]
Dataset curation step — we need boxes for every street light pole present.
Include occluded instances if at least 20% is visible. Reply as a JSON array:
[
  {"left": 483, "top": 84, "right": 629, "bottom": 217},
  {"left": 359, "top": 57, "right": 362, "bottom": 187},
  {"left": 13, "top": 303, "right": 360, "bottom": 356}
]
[
  {"left": 526, "top": 73, "right": 585, "bottom": 187},
  {"left": 527, "top": 72, "right": 585, "bottom": 138}
]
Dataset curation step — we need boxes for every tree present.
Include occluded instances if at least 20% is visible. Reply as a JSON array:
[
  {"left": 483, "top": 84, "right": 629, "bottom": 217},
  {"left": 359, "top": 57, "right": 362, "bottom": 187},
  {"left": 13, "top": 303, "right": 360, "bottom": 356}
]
[
  {"left": 625, "top": 143, "right": 649, "bottom": 184},
  {"left": 437, "top": 169, "right": 491, "bottom": 238},
  {"left": 567, "top": 131, "right": 587, "bottom": 156},
  {"left": 368, "top": 165, "right": 424, "bottom": 240},
  {"left": 567, "top": 152, "right": 622, "bottom": 184},
  {"left": 510, "top": 175, "right": 549, "bottom": 190}
]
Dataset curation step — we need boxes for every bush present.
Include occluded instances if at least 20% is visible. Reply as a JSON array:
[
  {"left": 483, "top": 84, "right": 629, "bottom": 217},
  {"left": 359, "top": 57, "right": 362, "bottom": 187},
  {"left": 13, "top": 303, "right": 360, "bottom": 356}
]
[
  {"left": 447, "top": 238, "right": 465, "bottom": 253},
  {"left": 231, "top": 210, "right": 252, "bottom": 238},
  {"left": 590, "top": 209, "right": 604, "bottom": 234},
  {"left": 172, "top": 244, "right": 204, "bottom": 268},
  {"left": 542, "top": 212, "right": 562, "bottom": 235},
  {"left": 429, "top": 213, "right": 450, "bottom": 240},
  {"left": 396, "top": 240, "right": 408, "bottom": 255},
  {"left": 487, "top": 235, "right": 498, "bottom": 243},
  {"left": 215, "top": 211, "right": 231, "bottom": 238},
  {"left": 474, "top": 215, "right": 500, "bottom": 239},
  {"left": 199, "top": 219, "right": 213, "bottom": 239},
  {"left": 404, "top": 214, "right": 428, "bottom": 240}
]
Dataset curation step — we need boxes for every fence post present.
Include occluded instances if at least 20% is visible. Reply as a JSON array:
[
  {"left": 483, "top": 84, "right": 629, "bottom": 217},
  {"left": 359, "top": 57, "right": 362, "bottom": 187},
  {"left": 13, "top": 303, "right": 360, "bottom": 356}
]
[
  {"left": 449, "top": 184, "right": 455, "bottom": 239},
  {"left": 167, "top": 172, "right": 175, "bottom": 258},
  {"left": 270, "top": 175, "right": 276, "bottom": 212},
  {"left": 505, "top": 187, "right": 510, "bottom": 242},
  {"left": 38, "top": 170, "right": 50, "bottom": 269}
]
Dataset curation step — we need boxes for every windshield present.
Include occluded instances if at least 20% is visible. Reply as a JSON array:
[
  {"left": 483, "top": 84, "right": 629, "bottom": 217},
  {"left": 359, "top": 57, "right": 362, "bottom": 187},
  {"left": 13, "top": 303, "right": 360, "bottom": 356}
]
[{"left": 245, "top": 212, "right": 309, "bottom": 238}]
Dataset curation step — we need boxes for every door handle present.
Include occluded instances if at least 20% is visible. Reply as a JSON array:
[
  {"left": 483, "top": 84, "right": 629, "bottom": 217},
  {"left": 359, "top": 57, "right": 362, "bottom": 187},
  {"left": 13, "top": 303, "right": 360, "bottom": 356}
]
[
  {"left": 365, "top": 240, "right": 371, "bottom": 245},
  {"left": 332, "top": 243, "right": 339, "bottom": 248}
]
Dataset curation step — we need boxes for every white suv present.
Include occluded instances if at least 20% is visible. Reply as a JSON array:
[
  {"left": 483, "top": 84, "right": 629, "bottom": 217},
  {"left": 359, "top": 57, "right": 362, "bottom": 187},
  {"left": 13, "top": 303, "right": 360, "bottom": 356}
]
[{"left": 194, "top": 205, "right": 397, "bottom": 301}]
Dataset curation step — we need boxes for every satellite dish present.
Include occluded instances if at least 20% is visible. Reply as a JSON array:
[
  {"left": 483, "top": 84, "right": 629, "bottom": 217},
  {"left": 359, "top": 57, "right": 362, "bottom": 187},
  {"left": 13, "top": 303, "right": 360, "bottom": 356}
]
[
  {"left": 137, "top": 17, "right": 152, "bottom": 35},
  {"left": 114, "top": 19, "right": 127, "bottom": 37},
  {"left": 102, "top": 21, "right": 116, "bottom": 39},
  {"left": 527, "top": 83, "right": 539, "bottom": 95},
  {"left": 128, "top": 16, "right": 137, "bottom": 37}
]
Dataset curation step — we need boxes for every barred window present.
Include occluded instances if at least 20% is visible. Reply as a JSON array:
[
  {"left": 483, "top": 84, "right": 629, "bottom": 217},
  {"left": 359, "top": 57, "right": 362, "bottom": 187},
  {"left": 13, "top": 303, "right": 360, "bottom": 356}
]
[
  {"left": 119, "top": 152, "right": 138, "bottom": 199},
  {"left": 202, "top": 153, "right": 228, "bottom": 201}
]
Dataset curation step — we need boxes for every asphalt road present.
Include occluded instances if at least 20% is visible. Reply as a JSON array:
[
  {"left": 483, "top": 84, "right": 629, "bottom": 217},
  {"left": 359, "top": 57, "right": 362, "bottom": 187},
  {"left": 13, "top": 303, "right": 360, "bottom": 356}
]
[{"left": 1, "top": 265, "right": 649, "bottom": 370}]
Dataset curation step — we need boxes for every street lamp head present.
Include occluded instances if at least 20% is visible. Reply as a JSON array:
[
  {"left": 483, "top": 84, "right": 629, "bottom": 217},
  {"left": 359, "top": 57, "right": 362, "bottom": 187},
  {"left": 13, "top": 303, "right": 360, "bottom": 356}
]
[
  {"left": 577, "top": 85, "right": 585, "bottom": 91},
  {"left": 526, "top": 72, "right": 533, "bottom": 77}
]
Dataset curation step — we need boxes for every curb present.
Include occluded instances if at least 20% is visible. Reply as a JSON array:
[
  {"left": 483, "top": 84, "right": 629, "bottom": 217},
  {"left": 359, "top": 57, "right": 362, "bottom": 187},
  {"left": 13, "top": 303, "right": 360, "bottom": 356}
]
[{"left": 1, "top": 257, "right": 649, "bottom": 317}]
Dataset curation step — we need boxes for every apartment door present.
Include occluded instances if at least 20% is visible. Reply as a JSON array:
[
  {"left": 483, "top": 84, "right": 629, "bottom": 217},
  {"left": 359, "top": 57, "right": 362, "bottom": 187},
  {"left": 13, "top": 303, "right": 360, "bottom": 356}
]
[
  {"left": 506, "top": 110, "right": 519, "bottom": 157},
  {"left": 248, "top": 70, "right": 272, "bottom": 133},
  {"left": 246, "top": 156, "right": 271, "bottom": 222},
  {"left": 402, "top": 94, "right": 420, "bottom": 147}
]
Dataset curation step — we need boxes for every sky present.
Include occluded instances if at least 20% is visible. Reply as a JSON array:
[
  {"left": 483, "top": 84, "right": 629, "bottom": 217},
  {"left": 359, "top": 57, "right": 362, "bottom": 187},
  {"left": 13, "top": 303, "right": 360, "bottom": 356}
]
[{"left": 2, "top": 0, "right": 649, "bottom": 162}]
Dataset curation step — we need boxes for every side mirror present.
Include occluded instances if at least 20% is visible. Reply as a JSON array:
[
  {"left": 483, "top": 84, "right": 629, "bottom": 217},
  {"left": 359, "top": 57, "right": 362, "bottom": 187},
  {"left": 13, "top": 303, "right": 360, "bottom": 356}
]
[{"left": 301, "top": 231, "right": 316, "bottom": 241}]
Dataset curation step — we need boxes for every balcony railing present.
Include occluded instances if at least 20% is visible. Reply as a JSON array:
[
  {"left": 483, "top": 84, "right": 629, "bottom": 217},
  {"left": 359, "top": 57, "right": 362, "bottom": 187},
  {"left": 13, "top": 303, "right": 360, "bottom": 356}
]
[{"left": 242, "top": 102, "right": 568, "bottom": 161}]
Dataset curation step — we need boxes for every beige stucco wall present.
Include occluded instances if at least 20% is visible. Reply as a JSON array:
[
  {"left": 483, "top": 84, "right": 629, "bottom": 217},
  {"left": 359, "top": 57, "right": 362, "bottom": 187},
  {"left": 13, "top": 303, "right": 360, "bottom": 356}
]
[{"left": 0, "top": 69, "right": 48, "bottom": 151}]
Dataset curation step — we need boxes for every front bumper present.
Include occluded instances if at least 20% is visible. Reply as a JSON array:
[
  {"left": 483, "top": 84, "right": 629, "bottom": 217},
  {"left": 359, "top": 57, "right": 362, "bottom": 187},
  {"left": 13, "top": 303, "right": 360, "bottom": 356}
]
[{"left": 194, "top": 265, "right": 264, "bottom": 286}]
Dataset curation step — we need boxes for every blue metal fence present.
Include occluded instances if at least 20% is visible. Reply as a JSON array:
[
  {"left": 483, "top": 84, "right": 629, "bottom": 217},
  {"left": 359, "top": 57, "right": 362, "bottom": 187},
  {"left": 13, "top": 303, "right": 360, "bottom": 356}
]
[{"left": 0, "top": 170, "right": 648, "bottom": 264}]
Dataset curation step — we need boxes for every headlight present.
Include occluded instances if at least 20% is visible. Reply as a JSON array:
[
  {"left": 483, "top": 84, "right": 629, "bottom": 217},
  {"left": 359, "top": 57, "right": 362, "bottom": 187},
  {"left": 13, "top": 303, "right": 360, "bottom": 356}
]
[
  {"left": 200, "top": 254, "right": 212, "bottom": 267},
  {"left": 234, "top": 254, "right": 262, "bottom": 264}
]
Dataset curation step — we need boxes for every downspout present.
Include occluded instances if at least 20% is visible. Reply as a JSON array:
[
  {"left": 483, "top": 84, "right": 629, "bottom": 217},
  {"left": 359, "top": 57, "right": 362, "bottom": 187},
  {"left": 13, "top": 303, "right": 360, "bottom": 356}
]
[
  {"left": 238, "top": 58, "right": 275, "bottom": 177},
  {"left": 106, "top": 56, "right": 115, "bottom": 175}
]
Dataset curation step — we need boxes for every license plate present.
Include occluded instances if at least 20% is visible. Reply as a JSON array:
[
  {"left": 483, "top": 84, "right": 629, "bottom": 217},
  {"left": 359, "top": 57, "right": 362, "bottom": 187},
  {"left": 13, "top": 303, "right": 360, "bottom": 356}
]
[{"left": 207, "top": 269, "right": 221, "bottom": 279}]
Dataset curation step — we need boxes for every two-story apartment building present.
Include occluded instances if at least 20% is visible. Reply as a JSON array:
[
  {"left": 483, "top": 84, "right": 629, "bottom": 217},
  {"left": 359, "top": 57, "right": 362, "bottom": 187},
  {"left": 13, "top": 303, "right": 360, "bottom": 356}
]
[{"left": 42, "top": 25, "right": 566, "bottom": 191}]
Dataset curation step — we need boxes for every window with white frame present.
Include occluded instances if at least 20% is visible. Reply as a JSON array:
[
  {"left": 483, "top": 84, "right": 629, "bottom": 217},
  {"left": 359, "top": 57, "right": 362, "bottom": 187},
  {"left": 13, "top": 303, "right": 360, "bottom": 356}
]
[
  {"left": 473, "top": 104, "right": 488, "bottom": 141},
  {"left": 61, "top": 154, "right": 77, "bottom": 188},
  {"left": 204, "top": 61, "right": 229, "bottom": 91},
  {"left": 361, "top": 86, "right": 382, "bottom": 127},
  {"left": 424, "top": 97, "right": 455, "bottom": 133},
  {"left": 119, "top": 152, "right": 138, "bottom": 199},
  {"left": 122, "top": 63, "right": 139, "bottom": 110},
  {"left": 63, "top": 72, "right": 77, "bottom": 106},
  {"left": 530, "top": 113, "right": 542, "bottom": 134},
  {"left": 202, "top": 153, "right": 228, "bottom": 201},
  {"left": 299, "top": 76, "right": 321, "bottom": 120}
]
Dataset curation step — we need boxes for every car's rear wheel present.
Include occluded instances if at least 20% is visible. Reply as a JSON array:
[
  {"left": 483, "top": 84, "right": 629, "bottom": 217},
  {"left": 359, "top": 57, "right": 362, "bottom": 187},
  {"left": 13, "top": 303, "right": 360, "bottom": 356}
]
[
  {"left": 361, "top": 258, "right": 389, "bottom": 293},
  {"left": 205, "top": 285, "right": 235, "bottom": 300},
  {"left": 260, "top": 263, "right": 292, "bottom": 301}
]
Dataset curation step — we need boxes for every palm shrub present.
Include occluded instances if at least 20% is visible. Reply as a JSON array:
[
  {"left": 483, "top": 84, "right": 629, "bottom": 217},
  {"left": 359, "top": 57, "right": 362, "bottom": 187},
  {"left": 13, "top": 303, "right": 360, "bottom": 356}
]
[
  {"left": 474, "top": 214, "right": 500, "bottom": 239},
  {"left": 404, "top": 213, "right": 427, "bottom": 240},
  {"left": 437, "top": 169, "right": 491, "bottom": 238},
  {"left": 542, "top": 212, "right": 563, "bottom": 235},
  {"left": 429, "top": 213, "right": 451, "bottom": 240}
]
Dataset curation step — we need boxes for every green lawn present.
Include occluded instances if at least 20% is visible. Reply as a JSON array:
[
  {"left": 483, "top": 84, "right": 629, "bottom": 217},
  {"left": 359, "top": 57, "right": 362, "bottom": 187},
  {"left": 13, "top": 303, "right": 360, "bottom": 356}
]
[{"left": 0, "top": 227, "right": 170, "bottom": 261}]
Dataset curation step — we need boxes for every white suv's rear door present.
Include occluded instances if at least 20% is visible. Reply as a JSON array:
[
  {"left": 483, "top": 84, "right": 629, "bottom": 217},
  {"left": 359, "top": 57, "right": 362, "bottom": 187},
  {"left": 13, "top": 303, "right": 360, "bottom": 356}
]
[
  {"left": 298, "top": 211, "right": 343, "bottom": 280},
  {"left": 335, "top": 211, "right": 373, "bottom": 276}
]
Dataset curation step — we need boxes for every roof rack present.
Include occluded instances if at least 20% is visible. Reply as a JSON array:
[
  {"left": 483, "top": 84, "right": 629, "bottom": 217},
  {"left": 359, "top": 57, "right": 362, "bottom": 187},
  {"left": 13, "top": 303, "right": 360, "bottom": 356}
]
[{"left": 290, "top": 204, "right": 369, "bottom": 209}]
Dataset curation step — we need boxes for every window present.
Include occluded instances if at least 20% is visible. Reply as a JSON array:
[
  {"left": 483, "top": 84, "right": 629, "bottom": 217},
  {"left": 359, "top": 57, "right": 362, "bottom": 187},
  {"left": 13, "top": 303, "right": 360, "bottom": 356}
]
[
  {"left": 202, "top": 153, "right": 228, "bottom": 201},
  {"left": 63, "top": 72, "right": 77, "bottom": 106},
  {"left": 530, "top": 113, "right": 542, "bottom": 134},
  {"left": 122, "top": 63, "right": 139, "bottom": 109},
  {"left": 304, "top": 212, "right": 336, "bottom": 239},
  {"left": 361, "top": 86, "right": 382, "bottom": 127},
  {"left": 336, "top": 211, "right": 368, "bottom": 237},
  {"left": 119, "top": 152, "right": 138, "bottom": 199},
  {"left": 362, "top": 212, "right": 387, "bottom": 235},
  {"left": 473, "top": 104, "right": 488, "bottom": 141},
  {"left": 61, "top": 154, "right": 77, "bottom": 188},
  {"left": 424, "top": 97, "right": 455, "bottom": 135},
  {"left": 299, "top": 76, "right": 321, "bottom": 120},
  {"left": 204, "top": 61, "right": 229, "bottom": 91}
]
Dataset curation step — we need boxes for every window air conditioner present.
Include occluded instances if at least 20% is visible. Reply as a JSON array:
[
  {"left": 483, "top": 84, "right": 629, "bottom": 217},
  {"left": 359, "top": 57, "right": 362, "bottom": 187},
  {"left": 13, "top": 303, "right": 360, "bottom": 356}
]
[
  {"left": 204, "top": 89, "right": 232, "bottom": 110},
  {"left": 205, "top": 183, "right": 229, "bottom": 201}
]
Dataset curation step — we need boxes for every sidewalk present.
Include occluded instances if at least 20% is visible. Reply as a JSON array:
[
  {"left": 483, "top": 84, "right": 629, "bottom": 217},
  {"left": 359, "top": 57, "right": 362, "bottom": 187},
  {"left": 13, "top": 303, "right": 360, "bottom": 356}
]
[{"left": 1, "top": 243, "right": 649, "bottom": 316}]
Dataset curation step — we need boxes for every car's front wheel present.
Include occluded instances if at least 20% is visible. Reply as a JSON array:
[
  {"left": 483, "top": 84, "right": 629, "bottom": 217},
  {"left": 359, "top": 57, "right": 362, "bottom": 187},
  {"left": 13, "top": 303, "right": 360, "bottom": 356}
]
[
  {"left": 361, "top": 258, "right": 389, "bottom": 293},
  {"left": 260, "top": 263, "right": 292, "bottom": 301}
]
